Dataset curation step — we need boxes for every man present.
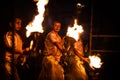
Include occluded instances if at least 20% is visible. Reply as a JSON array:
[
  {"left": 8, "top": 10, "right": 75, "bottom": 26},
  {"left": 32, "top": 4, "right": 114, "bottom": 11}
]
[
  {"left": 3, "top": 17, "right": 29, "bottom": 80},
  {"left": 38, "top": 21, "right": 64, "bottom": 80},
  {"left": 63, "top": 36, "right": 89, "bottom": 80}
]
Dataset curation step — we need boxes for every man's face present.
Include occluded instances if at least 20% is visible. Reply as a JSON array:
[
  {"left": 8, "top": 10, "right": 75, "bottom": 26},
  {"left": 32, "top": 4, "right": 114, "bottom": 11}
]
[
  {"left": 14, "top": 18, "right": 22, "bottom": 31},
  {"left": 53, "top": 22, "right": 61, "bottom": 32}
]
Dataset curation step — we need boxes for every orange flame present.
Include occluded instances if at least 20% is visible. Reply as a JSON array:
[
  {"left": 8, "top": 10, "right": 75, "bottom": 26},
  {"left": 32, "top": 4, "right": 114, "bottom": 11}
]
[
  {"left": 66, "top": 19, "right": 83, "bottom": 41},
  {"left": 26, "top": 0, "right": 49, "bottom": 37},
  {"left": 89, "top": 55, "right": 103, "bottom": 69}
]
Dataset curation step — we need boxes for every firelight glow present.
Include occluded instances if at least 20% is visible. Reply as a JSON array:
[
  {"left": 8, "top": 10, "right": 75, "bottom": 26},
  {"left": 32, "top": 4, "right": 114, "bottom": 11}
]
[
  {"left": 89, "top": 55, "right": 103, "bottom": 69},
  {"left": 66, "top": 19, "right": 84, "bottom": 41},
  {"left": 26, "top": 0, "right": 49, "bottom": 37}
]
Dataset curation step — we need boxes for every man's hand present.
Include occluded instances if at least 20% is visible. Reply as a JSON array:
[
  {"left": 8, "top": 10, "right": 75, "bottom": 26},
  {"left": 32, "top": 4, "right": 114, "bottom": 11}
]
[
  {"left": 24, "top": 47, "right": 30, "bottom": 52},
  {"left": 83, "top": 57, "right": 90, "bottom": 63}
]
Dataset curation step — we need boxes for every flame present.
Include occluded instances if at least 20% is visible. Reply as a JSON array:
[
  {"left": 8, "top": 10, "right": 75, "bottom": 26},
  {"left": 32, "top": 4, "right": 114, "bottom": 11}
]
[
  {"left": 89, "top": 55, "right": 103, "bottom": 69},
  {"left": 26, "top": 0, "right": 49, "bottom": 37},
  {"left": 66, "top": 19, "right": 83, "bottom": 41}
]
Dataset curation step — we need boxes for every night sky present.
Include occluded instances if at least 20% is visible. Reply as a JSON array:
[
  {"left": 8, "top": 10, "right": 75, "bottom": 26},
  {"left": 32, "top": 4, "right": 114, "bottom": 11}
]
[
  {"left": 0, "top": 0, "right": 119, "bottom": 34},
  {"left": 0, "top": 0, "right": 120, "bottom": 80}
]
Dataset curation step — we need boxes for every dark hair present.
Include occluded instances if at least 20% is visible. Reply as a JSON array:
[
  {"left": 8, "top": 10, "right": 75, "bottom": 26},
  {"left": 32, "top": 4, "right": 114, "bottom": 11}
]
[
  {"left": 53, "top": 20, "right": 61, "bottom": 25},
  {"left": 8, "top": 15, "right": 22, "bottom": 23},
  {"left": 8, "top": 17, "right": 22, "bottom": 30}
]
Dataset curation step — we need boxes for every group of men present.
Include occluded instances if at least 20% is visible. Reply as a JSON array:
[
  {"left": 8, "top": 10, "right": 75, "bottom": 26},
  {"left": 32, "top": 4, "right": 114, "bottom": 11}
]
[{"left": 2, "top": 17, "right": 90, "bottom": 80}]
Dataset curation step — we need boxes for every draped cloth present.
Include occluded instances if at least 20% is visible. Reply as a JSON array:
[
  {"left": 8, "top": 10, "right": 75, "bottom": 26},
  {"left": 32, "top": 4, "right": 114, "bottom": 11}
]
[
  {"left": 4, "top": 31, "right": 22, "bottom": 80},
  {"left": 38, "top": 31, "right": 64, "bottom": 80},
  {"left": 63, "top": 37, "right": 88, "bottom": 80}
]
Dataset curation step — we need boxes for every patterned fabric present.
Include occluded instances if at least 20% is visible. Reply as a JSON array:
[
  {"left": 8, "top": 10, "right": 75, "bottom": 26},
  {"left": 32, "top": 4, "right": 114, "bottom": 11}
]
[
  {"left": 44, "top": 31, "right": 62, "bottom": 62},
  {"left": 4, "top": 31, "right": 22, "bottom": 80},
  {"left": 38, "top": 30, "right": 64, "bottom": 80},
  {"left": 63, "top": 37, "right": 88, "bottom": 80},
  {"left": 38, "top": 56, "right": 64, "bottom": 80},
  {"left": 65, "top": 55, "right": 88, "bottom": 80},
  {"left": 4, "top": 31, "right": 23, "bottom": 63}
]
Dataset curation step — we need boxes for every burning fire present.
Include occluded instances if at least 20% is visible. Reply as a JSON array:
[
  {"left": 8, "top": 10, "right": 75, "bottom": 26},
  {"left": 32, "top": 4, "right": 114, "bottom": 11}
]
[
  {"left": 66, "top": 19, "right": 102, "bottom": 69},
  {"left": 26, "top": 0, "right": 49, "bottom": 37},
  {"left": 89, "top": 54, "right": 103, "bottom": 69},
  {"left": 66, "top": 19, "right": 83, "bottom": 41}
]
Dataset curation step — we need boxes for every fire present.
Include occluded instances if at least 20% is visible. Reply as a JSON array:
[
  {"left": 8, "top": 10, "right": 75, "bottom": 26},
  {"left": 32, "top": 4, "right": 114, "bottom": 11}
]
[
  {"left": 89, "top": 54, "right": 103, "bottom": 69},
  {"left": 66, "top": 19, "right": 83, "bottom": 41},
  {"left": 26, "top": 0, "right": 49, "bottom": 37}
]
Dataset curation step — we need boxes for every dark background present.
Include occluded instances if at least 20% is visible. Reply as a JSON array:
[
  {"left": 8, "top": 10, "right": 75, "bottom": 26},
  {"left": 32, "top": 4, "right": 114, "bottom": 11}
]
[{"left": 0, "top": 0, "right": 120, "bottom": 80}]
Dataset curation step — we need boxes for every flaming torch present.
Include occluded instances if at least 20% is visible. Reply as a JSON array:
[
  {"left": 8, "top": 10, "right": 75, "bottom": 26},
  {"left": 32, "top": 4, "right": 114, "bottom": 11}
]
[
  {"left": 66, "top": 19, "right": 103, "bottom": 69},
  {"left": 25, "top": 0, "right": 49, "bottom": 57},
  {"left": 26, "top": 0, "right": 49, "bottom": 47},
  {"left": 89, "top": 54, "right": 103, "bottom": 69},
  {"left": 66, "top": 18, "right": 83, "bottom": 41},
  {"left": 26, "top": 0, "right": 49, "bottom": 37},
  {"left": 88, "top": 53, "right": 103, "bottom": 79}
]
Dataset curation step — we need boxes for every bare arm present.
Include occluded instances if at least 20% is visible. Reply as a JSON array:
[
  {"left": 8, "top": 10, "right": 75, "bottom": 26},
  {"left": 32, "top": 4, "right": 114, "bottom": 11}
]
[{"left": 74, "top": 41, "right": 90, "bottom": 63}]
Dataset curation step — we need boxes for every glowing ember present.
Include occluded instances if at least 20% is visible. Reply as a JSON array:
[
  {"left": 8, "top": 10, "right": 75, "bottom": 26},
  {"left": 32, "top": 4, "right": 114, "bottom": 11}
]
[
  {"left": 30, "top": 40, "right": 33, "bottom": 50},
  {"left": 89, "top": 55, "right": 103, "bottom": 69},
  {"left": 26, "top": 0, "right": 49, "bottom": 37},
  {"left": 66, "top": 19, "right": 83, "bottom": 41}
]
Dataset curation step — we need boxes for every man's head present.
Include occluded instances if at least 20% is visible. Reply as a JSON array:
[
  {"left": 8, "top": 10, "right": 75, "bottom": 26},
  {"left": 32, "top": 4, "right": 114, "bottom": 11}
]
[
  {"left": 9, "top": 17, "right": 22, "bottom": 31},
  {"left": 53, "top": 21, "right": 61, "bottom": 32}
]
